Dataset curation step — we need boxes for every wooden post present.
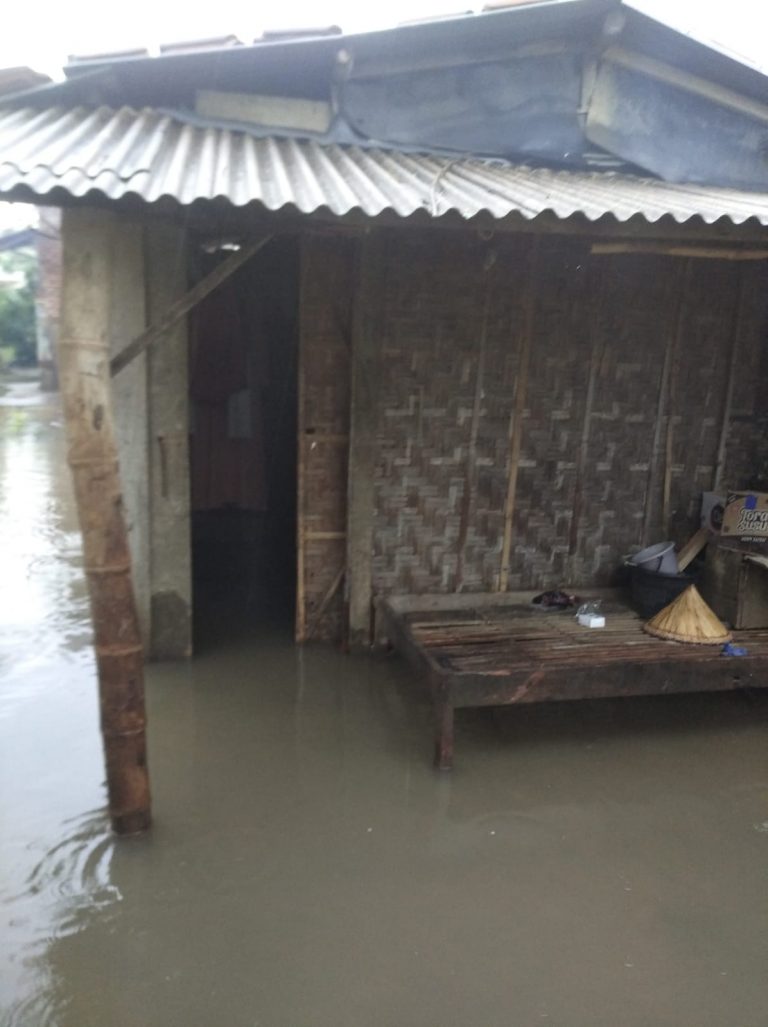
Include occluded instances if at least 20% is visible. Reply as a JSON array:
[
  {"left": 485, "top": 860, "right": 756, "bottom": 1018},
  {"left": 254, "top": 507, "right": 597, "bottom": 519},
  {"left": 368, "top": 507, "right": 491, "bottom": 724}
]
[
  {"left": 345, "top": 233, "right": 383, "bottom": 648},
  {"left": 60, "top": 208, "right": 151, "bottom": 835}
]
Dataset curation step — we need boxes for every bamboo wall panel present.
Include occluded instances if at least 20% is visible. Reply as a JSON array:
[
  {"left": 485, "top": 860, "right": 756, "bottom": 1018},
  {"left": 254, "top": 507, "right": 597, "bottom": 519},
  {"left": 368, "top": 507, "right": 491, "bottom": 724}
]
[
  {"left": 568, "top": 253, "right": 677, "bottom": 583},
  {"left": 371, "top": 232, "right": 516, "bottom": 594},
  {"left": 507, "top": 236, "right": 591, "bottom": 588},
  {"left": 720, "top": 262, "right": 768, "bottom": 490},
  {"left": 663, "top": 261, "right": 742, "bottom": 538}
]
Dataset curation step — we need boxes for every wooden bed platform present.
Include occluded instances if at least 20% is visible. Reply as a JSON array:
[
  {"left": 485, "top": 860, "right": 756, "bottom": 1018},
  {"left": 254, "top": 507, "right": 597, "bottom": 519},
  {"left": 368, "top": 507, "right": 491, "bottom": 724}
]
[{"left": 376, "top": 591, "right": 768, "bottom": 769}]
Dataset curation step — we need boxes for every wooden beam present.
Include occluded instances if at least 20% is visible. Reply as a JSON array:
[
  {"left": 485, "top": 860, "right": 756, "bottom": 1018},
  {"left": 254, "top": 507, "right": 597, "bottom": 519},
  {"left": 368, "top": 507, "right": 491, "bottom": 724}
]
[
  {"left": 591, "top": 242, "right": 768, "bottom": 260},
  {"left": 676, "top": 526, "right": 710, "bottom": 572},
  {"left": 110, "top": 234, "right": 273, "bottom": 376},
  {"left": 60, "top": 208, "right": 151, "bottom": 835},
  {"left": 345, "top": 234, "right": 384, "bottom": 648}
]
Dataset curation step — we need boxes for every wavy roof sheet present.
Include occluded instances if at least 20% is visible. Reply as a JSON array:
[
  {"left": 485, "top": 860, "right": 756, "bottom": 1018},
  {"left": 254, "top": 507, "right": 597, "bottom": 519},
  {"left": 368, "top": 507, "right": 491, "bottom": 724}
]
[{"left": 1, "top": 105, "right": 768, "bottom": 225}]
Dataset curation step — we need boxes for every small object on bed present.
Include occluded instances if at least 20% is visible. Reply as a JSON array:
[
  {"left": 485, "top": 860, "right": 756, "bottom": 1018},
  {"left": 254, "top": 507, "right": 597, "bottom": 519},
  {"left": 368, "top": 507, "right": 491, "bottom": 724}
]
[
  {"left": 721, "top": 642, "right": 748, "bottom": 656},
  {"left": 531, "top": 589, "right": 579, "bottom": 611},
  {"left": 576, "top": 601, "right": 605, "bottom": 628}
]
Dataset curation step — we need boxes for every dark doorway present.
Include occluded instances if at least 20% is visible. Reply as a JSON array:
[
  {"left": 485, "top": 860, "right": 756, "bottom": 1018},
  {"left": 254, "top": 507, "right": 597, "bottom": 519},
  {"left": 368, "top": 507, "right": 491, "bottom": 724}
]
[{"left": 189, "top": 236, "right": 299, "bottom": 643}]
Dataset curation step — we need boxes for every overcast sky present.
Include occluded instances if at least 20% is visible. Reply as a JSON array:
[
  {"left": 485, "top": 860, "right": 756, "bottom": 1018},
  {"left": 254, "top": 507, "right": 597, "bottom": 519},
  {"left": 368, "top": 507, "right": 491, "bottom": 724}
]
[
  {"left": 0, "top": 0, "right": 766, "bottom": 75},
  {"left": 1, "top": 0, "right": 767, "bottom": 229}
]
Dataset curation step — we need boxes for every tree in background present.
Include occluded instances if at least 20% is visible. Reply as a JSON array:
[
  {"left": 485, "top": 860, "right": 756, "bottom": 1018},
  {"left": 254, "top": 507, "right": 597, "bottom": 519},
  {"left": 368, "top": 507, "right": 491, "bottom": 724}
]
[{"left": 0, "top": 249, "right": 37, "bottom": 368}]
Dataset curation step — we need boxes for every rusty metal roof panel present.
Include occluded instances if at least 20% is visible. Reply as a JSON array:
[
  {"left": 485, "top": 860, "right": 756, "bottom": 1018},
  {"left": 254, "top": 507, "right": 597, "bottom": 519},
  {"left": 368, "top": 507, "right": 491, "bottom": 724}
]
[{"left": 1, "top": 105, "right": 768, "bottom": 226}]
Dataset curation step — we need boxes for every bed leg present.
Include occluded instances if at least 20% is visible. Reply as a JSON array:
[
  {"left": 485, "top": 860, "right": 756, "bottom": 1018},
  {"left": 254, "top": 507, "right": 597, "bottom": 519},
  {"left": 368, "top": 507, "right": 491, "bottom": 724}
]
[{"left": 434, "top": 700, "right": 455, "bottom": 771}]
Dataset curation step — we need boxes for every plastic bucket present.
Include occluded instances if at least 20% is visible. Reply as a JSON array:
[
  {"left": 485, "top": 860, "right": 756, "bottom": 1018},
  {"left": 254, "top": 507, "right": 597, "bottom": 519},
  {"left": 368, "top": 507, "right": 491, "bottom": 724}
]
[
  {"left": 627, "top": 541, "right": 678, "bottom": 576},
  {"left": 628, "top": 565, "right": 699, "bottom": 619}
]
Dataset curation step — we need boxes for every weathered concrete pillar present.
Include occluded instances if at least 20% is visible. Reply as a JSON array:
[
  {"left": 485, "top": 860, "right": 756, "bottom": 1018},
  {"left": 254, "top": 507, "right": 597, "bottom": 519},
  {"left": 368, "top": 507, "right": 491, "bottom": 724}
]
[
  {"left": 346, "top": 234, "right": 384, "bottom": 648},
  {"left": 145, "top": 224, "right": 192, "bottom": 660},
  {"left": 60, "top": 206, "right": 151, "bottom": 833},
  {"left": 108, "top": 218, "right": 151, "bottom": 644}
]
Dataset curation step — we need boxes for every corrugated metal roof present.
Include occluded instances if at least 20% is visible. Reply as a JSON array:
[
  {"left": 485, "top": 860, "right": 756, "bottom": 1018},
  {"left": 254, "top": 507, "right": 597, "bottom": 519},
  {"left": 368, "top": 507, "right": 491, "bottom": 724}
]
[{"left": 1, "top": 105, "right": 768, "bottom": 226}]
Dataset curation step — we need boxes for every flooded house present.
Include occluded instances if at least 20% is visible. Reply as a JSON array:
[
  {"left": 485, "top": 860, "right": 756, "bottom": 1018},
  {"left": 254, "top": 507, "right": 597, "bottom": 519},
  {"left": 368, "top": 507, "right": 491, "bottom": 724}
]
[{"left": 1, "top": 0, "right": 768, "bottom": 734}]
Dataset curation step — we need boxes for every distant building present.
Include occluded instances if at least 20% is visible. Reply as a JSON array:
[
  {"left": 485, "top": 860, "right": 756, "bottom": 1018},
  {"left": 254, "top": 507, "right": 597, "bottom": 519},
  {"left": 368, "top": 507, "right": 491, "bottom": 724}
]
[
  {"left": 0, "top": 212, "right": 61, "bottom": 386},
  {"left": 35, "top": 208, "right": 61, "bottom": 390}
]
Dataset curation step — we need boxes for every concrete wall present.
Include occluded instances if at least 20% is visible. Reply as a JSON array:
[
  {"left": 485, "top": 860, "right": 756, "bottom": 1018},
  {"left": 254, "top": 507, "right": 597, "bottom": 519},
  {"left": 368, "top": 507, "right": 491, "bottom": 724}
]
[
  {"left": 108, "top": 217, "right": 151, "bottom": 643},
  {"left": 145, "top": 224, "right": 192, "bottom": 660},
  {"left": 106, "top": 213, "right": 192, "bottom": 659}
]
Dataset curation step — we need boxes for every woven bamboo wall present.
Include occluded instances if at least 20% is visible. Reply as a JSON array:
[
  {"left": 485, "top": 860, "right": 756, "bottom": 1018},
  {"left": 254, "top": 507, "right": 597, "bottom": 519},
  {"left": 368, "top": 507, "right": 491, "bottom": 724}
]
[{"left": 299, "top": 226, "right": 768, "bottom": 627}]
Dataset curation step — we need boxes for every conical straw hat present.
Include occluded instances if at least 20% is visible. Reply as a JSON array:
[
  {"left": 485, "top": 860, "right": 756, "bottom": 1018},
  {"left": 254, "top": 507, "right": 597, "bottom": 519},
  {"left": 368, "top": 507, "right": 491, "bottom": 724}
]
[{"left": 643, "top": 585, "right": 732, "bottom": 645}]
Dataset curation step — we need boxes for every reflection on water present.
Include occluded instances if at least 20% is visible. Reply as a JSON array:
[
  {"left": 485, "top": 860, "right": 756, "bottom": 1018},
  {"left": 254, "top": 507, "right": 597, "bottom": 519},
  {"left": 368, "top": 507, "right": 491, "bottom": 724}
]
[
  {"left": 1, "top": 381, "right": 768, "bottom": 1027},
  {"left": 0, "top": 383, "right": 111, "bottom": 1025}
]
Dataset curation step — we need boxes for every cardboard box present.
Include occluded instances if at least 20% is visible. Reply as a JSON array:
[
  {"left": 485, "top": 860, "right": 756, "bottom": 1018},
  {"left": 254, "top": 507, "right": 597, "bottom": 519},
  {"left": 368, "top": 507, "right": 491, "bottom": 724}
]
[
  {"left": 719, "top": 491, "right": 768, "bottom": 552},
  {"left": 700, "top": 544, "right": 768, "bottom": 628}
]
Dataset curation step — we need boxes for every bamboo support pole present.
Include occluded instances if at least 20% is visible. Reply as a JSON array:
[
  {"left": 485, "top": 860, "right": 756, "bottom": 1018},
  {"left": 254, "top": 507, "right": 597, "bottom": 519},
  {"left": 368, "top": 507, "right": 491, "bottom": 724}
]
[
  {"left": 345, "top": 235, "right": 383, "bottom": 647},
  {"left": 60, "top": 209, "right": 151, "bottom": 835},
  {"left": 568, "top": 269, "right": 605, "bottom": 578},
  {"left": 295, "top": 249, "right": 309, "bottom": 643},
  {"left": 641, "top": 259, "right": 690, "bottom": 544},
  {"left": 714, "top": 270, "right": 749, "bottom": 492},
  {"left": 662, "top": 259, "right": 694, "bottom": 530},
  {"left": 455, "top": 280, "right": 491, "bottom": 592},
  {"left": 499, "top": 238, "right": 539, "bottom": 591}
]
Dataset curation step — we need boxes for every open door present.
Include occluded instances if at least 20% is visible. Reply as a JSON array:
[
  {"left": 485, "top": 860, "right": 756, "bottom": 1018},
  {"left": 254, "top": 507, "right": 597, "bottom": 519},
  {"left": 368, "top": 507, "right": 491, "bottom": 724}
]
[{"left": 189, "top": 236, "right": 299, "bottom": 640}]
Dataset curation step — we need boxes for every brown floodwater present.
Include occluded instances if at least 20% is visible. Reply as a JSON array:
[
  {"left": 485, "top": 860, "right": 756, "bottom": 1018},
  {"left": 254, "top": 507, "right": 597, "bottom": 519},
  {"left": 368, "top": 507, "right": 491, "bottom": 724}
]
[{"left": 1, "top": 380, "right": 767, "bottom": 1027}]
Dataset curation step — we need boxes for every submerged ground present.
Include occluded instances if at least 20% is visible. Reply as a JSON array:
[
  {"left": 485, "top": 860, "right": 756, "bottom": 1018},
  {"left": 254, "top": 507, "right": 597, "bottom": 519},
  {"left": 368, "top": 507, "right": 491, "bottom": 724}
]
[{"left": 1, "top": 381, "right": 767, "bottom": 1027}]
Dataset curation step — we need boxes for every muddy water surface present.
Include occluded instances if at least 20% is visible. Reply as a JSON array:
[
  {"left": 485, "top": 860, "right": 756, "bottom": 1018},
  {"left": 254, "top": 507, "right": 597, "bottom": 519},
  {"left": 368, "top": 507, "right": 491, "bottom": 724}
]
[{"left": 1, "top": 381, "right": 768, "bottom": 1027}]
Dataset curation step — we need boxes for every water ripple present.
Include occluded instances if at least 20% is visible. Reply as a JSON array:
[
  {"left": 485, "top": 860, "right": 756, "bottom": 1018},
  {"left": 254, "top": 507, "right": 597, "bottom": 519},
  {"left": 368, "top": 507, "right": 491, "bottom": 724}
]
[
  {"left": 8, "top": 809, "right": 120, "bottom": 925},
  {"left": 1, "top": 986, "right": 67, "bottom": 1027},
  {"left": 2, "top": 806, "right": 119, "bottom": 1027}
]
